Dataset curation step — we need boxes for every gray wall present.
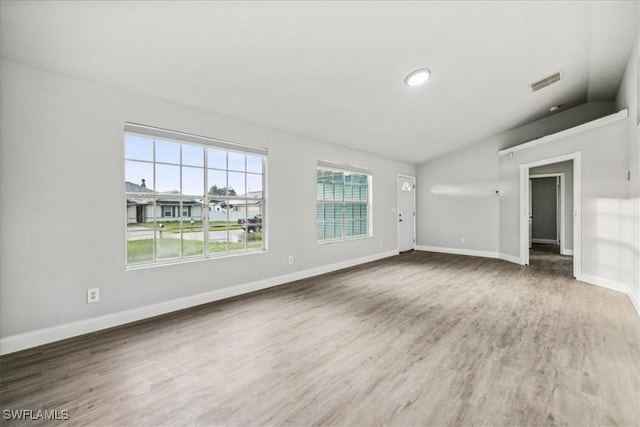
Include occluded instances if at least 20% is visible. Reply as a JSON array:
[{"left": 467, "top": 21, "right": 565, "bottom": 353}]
[
  {"left": 530, "top": 177, "right": 557, "bottom": 242},
  {"left": 0, "top": 60, "right": 415, "bottom": 340},
  {"left": 416, "top": 102, "right": 615, "bottom": 255},
  {"left": 416, "top": 140, "right": 499, "bottom": 253},
  {"left": 614, "top": 15, "right": 640, "bottom": 309},
  {"left": 530, "top": 160, "right": 574, "bottom": 250},
  {"left": 416, "top": 97, "right": 635, "bottom": 295},
  {"left": 498, "top": 120, "right": 630, "bottom": 284}
]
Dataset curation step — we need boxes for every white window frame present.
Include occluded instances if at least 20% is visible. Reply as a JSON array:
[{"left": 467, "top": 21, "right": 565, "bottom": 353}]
[
  {"left": 124, "top": 123, "right": 267, "bottom": 268},
  {"left": 316, "top": 160, "right": 372, "bottom": 243}
]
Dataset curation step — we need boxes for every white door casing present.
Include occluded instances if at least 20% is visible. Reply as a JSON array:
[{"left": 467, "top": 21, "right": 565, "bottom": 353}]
[
  {"left": 398, "top": 175, "right": 416, "bottom": 252},
  {"left": 530, "top": 173, "right": 565, "bottom": 251},
  {"left": 519, "top": 152, "right": 581, "bottom": 279}
]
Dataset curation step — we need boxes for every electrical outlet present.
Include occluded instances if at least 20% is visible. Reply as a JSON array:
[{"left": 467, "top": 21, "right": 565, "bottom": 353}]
[
  {"left": 460, "top": 238, "right": 465, "bottom": 244},
  {"left": 288, "top": 255, "right": 294, "bottom": 265},
  {"left": 87, "top": 288, "right": 100, "bottom": 303}
]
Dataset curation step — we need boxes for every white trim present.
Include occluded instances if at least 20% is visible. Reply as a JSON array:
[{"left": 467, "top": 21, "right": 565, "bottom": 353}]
[
  {"left": 520, "top": 165, "right": 529, "bottom": 265},
  {"left": 580, "top": 274, "right": 631, "bottom": 294},
  {"left": 580, "top": 274, "right": 639, "bottom": 317},
  {"left": 316, "top": 235, "right": 373, "bottom": 245},
  {"left": 573, "top": 153, "right": 582, "bottom": 280},
  {"left": 519, "top": 152, "right": 581, "bottom": 280},
  {"left": 498, "top": 110, "right": 628, "bottom": 157},
  {"left": 415, "top": 245, "right": 526, "bottom": 266},
  {"left": 499, "top": 253, "right": 524, "bottom": 265},
  {"left": 317, "top": 159, "right": 372, "bottom": 175},
  {"left": 415, "top": 245, "right": 498, "bottom": 259},
  {"left": 530, "top": 172, "right": 565, "bottom": 254},
  {"left": 0, "top": 250, "right": 398, "bottom": 355},
  {"left": 628, "top": 293, "right": 640, "bottom": 318},
  {"left": 520, "top": 152, "right": 577, "bottom": 170},
  {"left": 531, "top": 239, "right": 558, "bottom": 245},
  {"left": 415, "top": 245, "right": 531, "bottom": 267},
  {"left": 562, "top": 249, "right": 574, "bottom": 256},
  {"left": 125, "top": 122, "right": 268, "bottom": 155},
  {"left": 529, "top": 173, "right": 564, "bottom": 178},
  {"left": 397, "top": 175, "right": 416, "bottom": 252}
]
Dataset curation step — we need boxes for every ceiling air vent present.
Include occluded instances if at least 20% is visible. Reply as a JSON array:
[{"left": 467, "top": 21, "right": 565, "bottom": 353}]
[{"left": 529, "top": 71, "right": 562, "bottom": 92}]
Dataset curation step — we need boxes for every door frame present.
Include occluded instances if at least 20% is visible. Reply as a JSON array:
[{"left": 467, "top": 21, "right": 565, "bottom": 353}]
[
  {"left": 519, "top": 152, "right": 581, "bottom": 279},
  {"left": 529, "top": 173, "right": 565, "bottom": 254},
  {"left": 397, "top": 175, "right": 416, "bottom": 252}
]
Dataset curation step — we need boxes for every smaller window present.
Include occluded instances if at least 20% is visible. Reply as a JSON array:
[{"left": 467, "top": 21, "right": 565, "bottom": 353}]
[{"left": 316, "top": 161, "right": 371, "bottom": 243}]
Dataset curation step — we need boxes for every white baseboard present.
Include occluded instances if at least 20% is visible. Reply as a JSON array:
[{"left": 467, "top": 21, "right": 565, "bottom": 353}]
[
  {"left": 415, "top": 245, "right": 499, "bottom": 259},
  {"left": 580, "top": 274, "right": 639, "bottom": 317},
  {"left": 628, "top": 292, "right": 640, "bottom": 318},
  {"left": 0, "top": 250, "right": 399, "bottom": 355},
  {"left": 532, "top": 239, "right": 558, "bottom": 245},
  {"left": 499, "top": 253, "right": 524, "bottom": 265},
  {"left": 561, "top": 249, "right": 574, "bottom": 256},
  {"left": 580, "top": 273, "right": 630, "bottom": 294},
  {"left": 414, "top": 245, "right": 527, "bottom": 266}
]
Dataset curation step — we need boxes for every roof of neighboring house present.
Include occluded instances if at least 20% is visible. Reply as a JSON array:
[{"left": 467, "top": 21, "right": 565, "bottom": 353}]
[
  {"left": 127, "top": 199, "right": 148, "bottom": 205},
  {"left": 213, "top": 192, "right": 263, "bottom": 206},
  {"left": 125, "top": 181, "right": 153, "bottom": 193},
  {"left": 244, "top": 191, "right": 262, "bottom": 199},
  {"left": 126, "top": 183, "right": 263, "bottom": 205},
  {"left": 215, "top": 200, "right": 261, "bottom": 207},
  {"left": 126, "top": 181, "right": 202, "bottom": 205}
]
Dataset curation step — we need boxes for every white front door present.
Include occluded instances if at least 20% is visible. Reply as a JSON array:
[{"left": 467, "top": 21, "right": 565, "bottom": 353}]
[{"left": 398, "top": 176, "right": 416, "bottom": 252}]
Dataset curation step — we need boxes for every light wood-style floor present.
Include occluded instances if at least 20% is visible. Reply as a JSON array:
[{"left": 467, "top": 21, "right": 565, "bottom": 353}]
[{"left": 1, "top": 251, "right": 638, "bottom": 426}]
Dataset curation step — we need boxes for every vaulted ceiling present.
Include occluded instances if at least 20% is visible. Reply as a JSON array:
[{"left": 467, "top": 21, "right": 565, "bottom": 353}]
[{"left": 1, "top": 1, "right": 638, "bottom": 164}]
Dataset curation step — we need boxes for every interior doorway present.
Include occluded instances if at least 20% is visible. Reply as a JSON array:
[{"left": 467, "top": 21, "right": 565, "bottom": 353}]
[
  {"left": 519, "top": 152, "right": 581, "bottom": 279},
  {"left": 397, "top": 175, "right": 416, "bottom": 252},
  {"left": 529, "top": 173, "right": 571, "bottom": 277},
  {"left": 529, "top": 173, "right": 564, "bottom": 249}
]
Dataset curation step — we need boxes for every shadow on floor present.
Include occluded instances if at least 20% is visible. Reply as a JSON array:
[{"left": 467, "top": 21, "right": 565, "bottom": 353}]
[{"left": 529, "top": 243, "right": 573, "bottom": 277}]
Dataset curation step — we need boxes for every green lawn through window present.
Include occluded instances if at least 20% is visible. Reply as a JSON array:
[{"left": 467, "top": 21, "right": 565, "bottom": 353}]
[{"left": 127, "top": 234, "right": 262, "bottom": 264}]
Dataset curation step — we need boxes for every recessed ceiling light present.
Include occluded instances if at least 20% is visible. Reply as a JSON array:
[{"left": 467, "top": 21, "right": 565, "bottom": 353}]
[
  {"left": 549, "top": 105, "right": 561, "bottom": 112},
  {"left": 405, "top": 68, "right": 431, "bottom": 87}
]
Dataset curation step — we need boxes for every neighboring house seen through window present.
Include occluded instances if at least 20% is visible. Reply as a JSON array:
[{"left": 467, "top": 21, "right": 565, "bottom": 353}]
[
  {"left": 125, "top": 123, "right": 267, "bottom": 267},
  {"left": 316, "top": 161, "right": 371, "bottom": 242}
]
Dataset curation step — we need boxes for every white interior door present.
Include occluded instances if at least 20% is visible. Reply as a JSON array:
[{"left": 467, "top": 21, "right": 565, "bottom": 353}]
[
  {"left": 529, "top": 179, "right": 532, "bottom": 249},
  {"left": 397, "top": 176, "right": 415, "bottom": 252}
]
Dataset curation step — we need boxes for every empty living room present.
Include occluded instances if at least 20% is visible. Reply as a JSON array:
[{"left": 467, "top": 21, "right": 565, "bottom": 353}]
[{"left": 1, "top": 1, "right": 639, "bottom": 426}]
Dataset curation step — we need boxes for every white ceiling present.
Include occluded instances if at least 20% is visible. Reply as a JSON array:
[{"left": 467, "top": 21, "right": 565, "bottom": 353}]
[{"left": 1, "top": 1, "right": 638, "bottom": 164}]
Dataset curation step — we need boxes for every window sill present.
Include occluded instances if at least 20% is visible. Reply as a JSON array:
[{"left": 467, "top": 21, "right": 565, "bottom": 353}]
[
  {"left": 126, "top": 248, "right": 267, "bottom": 271},
  {"left": 317, "top": 235, "right": 373, "bottom": 245}
]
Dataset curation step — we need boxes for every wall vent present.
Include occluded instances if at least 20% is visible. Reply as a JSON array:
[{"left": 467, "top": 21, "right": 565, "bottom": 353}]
[{"left": 529, "top": 71, "right": 562, "bottom": 92}]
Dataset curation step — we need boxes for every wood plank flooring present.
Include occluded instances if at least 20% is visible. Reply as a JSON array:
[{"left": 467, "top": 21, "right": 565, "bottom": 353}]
[{"left": 1, "top": 251, "right": 638, "bottom": 426}]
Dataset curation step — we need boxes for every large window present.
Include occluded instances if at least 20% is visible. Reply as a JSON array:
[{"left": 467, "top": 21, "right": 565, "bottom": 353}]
[
  {"left": 125, "top": 123, "right": 266, "bottom": 267},
  {"left": 316, "top": 161, "right": 371, "bottom": 242}
]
